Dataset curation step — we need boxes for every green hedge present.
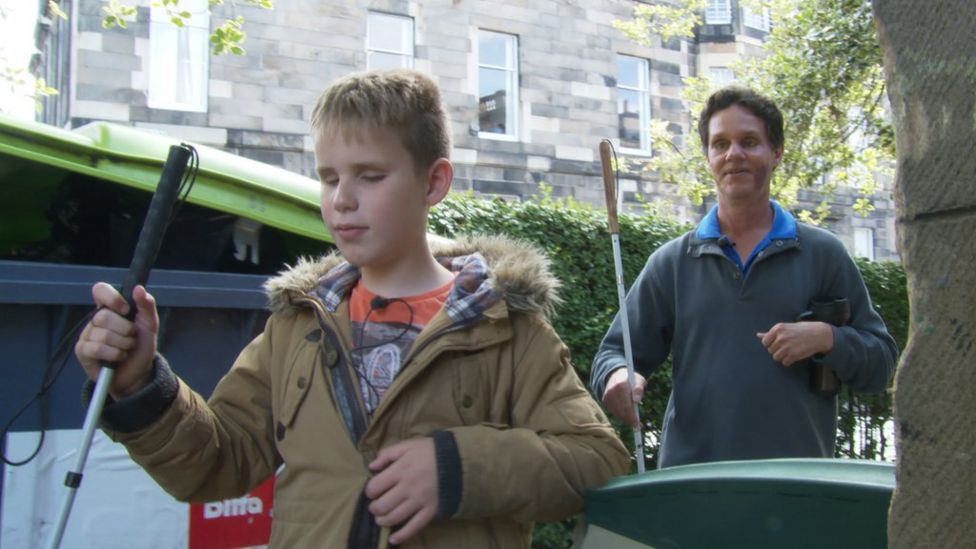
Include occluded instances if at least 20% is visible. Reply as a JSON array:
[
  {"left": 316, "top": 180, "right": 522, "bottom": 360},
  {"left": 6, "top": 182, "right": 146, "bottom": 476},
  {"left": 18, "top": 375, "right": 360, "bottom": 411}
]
[
  {"left": 431, "top": 191, "right": 684, "bottom": 370},
  {"left": 429, "top": 192, "right": 907, "bottom": 547}
]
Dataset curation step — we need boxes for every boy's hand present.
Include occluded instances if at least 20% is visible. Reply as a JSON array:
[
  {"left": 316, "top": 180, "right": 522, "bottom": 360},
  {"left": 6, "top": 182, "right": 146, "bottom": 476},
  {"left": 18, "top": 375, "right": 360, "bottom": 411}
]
[
  {"left": 757, "top": 321, "right": 834, "bottom": 367},
  {"left": 74, "top": 282, "right": 159, "bottom": 400},
  {"left": 602, "top": 368, "right": 646, "bottom": 428},
  {"left": 366, "top": 437, "right": 439, "bottom": 545}
]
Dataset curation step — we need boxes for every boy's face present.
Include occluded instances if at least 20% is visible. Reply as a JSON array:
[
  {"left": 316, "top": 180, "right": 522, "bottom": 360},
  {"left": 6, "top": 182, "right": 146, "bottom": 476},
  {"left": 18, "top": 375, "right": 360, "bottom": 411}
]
[{"left": 314, "top": 127, "right": 434, "bottom": 273}]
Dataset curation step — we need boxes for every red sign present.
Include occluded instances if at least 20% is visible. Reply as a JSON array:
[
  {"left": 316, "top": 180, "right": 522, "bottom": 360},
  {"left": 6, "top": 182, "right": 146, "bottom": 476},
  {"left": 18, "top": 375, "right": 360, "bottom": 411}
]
[{"left": 189, "top": 476, "right": 275, "bottom": 549}]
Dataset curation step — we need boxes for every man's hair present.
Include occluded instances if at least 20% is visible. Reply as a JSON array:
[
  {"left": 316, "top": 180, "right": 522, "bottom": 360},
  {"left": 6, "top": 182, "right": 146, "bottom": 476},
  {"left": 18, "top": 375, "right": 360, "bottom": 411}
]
[
  {"left": 697, "top": 86, "right": 784, "bottom": 153},
  {"left": 310, "top": 69, "right": 451, "bottom": 172}
]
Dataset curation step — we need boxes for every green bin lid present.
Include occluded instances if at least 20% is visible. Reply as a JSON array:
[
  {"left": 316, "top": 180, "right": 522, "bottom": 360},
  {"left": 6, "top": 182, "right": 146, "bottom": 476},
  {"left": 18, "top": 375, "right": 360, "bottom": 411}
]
[
  {"left": 0, "top": 113, "right": 331, "bottom": 243},
  {"left": 583, "top": 458, "right": 894, "bottom": 549}
]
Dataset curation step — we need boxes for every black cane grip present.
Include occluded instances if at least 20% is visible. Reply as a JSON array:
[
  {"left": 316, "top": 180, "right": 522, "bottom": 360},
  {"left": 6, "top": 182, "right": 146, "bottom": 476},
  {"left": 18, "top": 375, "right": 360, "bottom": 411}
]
[
  {"left": 118, "top": 145, "right": 193, "bottom": 320},
  {"left": 797, "top": 298, "right": 850, "bottom": 395},
  {"left": 806, "top": 298, "right": 851, "bottom": 326}
]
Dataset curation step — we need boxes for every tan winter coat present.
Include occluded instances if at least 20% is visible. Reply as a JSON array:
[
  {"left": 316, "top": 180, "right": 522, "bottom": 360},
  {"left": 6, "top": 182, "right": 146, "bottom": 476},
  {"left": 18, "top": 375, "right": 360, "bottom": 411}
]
[{"left": 108, "top": 235, "right": 630, "bottom": 548}]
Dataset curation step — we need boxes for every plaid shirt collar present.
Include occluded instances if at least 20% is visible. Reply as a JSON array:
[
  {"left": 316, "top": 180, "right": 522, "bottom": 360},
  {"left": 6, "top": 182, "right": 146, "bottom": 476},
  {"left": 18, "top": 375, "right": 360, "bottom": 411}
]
[{"left": 309, "top": 252, "right": 501, "bottom": 324}]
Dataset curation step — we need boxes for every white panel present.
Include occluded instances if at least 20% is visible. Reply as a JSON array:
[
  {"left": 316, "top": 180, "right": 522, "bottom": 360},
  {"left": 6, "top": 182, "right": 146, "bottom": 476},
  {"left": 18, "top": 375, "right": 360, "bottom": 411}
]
[{"left": 2, "top": 430, "right": 187, "bottom": 549}]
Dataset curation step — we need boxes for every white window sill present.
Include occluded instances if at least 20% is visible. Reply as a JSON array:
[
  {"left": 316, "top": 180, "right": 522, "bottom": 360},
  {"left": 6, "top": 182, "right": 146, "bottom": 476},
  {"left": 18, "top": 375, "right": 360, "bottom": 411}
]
[
  {"left": 618, "top": 146, "right": 652, "bottom": 158},
  {"left": 478, "top": 131, "right": 520, "bottom": 142},
  {"left": 147, "top": 103, "right": 208, "bottom": 114}
]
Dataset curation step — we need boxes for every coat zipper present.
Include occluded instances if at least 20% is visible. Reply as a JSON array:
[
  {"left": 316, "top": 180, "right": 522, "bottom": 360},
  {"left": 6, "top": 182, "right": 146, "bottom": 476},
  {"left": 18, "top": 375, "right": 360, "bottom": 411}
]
[
  {"left": 293, "top": 293, "right": 502, "bottom": 549},
  {"left": 293, "top": 294, "right": 380, "bottom": 549}
]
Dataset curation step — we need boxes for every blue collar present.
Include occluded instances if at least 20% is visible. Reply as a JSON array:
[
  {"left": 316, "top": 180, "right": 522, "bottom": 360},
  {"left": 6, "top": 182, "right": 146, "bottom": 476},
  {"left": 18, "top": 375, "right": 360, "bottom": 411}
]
[
  {"left": 696, "top": 200, "right": 796, "bottom": 240},
  {"left": 695, "top": 201, "right": 797, "bottom": 273}
]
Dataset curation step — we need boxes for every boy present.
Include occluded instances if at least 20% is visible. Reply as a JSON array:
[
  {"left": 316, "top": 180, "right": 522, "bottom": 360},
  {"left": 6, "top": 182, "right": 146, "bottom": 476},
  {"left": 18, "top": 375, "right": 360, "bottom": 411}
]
[{"left": 75, "top": 69, "right": 630, "bottom": 548}]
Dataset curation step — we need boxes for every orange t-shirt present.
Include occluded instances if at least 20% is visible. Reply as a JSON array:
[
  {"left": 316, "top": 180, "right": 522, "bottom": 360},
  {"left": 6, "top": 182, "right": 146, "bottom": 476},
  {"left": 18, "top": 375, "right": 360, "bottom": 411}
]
[{"left": 348, "top": 278, "right": 454, "bottom": 414}]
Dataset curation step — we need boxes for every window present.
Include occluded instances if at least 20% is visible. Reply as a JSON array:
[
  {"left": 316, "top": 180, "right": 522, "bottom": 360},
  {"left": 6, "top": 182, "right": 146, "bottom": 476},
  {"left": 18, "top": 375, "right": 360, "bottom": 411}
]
[
  {"left": 742, "top": 6, "right": 771, "bottom": 31},
  {"left": 477, "top": 30, "right": 519, "bottom": 138},
  {"left": 705, "top": 0, "right": 732, "bottom": 24},
  {"left": 148, "top": 0, "right": 209, "bottom": 112},
  {"left": 854, "top": 227, "right": 875, "bottom": 260},
  {"left": 366, "top": 12, "right": 414, "bottom": 70},
  {"left": 847, "top": 107, "right": 870, "bottom": 150},
  {"left": 708, "top": 67, "right": 735, "bottom": 87},
  {"left": 617, "top": 55, "right": 650, "bottom": 154}
]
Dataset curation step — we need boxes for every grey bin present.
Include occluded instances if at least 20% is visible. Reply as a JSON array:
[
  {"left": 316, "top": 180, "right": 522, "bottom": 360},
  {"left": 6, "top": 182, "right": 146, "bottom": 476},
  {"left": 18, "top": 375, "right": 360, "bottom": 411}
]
[{"left": 0, "top": 116, "right": 332, "bottom": 543}]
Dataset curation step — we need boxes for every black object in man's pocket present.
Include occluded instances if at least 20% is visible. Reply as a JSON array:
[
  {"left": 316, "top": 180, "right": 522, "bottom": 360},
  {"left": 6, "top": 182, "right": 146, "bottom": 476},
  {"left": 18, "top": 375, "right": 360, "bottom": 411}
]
[{"left": 796, "top": 298, "right": 851, "bottom": 396}]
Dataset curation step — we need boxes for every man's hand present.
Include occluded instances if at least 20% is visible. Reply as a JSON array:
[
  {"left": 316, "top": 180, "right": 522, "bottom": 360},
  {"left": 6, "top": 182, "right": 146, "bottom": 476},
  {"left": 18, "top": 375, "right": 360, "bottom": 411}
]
[
  {"left": 366, "top": 437, "right": 439, "bottom": 545},
  {"left": 757, "top": 321, "right": 834, "bottom": 367},
  {"left": 74, "top": 282, "right": 159, "bottom": 400},
  {"left": 601, "top": 368, "right": 647, "bottom": 428}
]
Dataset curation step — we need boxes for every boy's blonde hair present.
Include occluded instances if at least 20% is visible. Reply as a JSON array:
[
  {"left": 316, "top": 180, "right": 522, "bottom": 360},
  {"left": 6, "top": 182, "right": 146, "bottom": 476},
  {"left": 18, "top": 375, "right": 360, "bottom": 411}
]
[{"left": 311, "top": 69, "right": 452, "bottom": 172}]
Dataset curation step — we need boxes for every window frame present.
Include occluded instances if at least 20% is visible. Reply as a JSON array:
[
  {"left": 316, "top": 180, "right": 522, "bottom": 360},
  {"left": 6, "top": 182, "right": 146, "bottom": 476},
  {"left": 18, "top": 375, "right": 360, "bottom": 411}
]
[
  {"left": 147, "top": 0, "right": 210, "bottom": 113},
  {"left": 476, "top": 29, "right": 520, "bottom": 141},
  {"left": 616, "top": 54, "right": 652, "bottom": 156},
  {"left": 853, "top": 227, "right": 875, "bottom": 260},
  {"left": 742, "top": 5, "right": 771, "bottom": 31},
  {"left": 366, "top": 11, "right": 415, "bottom": 70},
  {"left": 705, "top": 0, "right": 733, "bottom": 25}
]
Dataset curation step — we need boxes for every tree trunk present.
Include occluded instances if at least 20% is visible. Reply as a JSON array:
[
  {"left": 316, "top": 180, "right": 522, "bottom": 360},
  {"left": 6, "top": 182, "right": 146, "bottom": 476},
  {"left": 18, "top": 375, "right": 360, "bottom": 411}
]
[{"left": 873, "top": 2, "right": 976, "bottom": 547}]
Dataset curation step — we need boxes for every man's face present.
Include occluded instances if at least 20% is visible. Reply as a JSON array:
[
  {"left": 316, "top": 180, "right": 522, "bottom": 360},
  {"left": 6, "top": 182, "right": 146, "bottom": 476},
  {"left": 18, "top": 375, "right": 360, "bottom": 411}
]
[
  {"left": 314, "top": 127, "right": 431, "bottom": 275},
  {"left": 706, "top": 105, "right": 783, "bottom": 203}
]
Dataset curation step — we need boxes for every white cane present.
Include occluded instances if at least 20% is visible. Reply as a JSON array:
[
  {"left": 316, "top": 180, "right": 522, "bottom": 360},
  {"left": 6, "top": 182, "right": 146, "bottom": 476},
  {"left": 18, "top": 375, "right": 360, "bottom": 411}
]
[
  {"left": 46, "top": 144, "right": 197, "bottom": 548},
  {"left": 599, "top": 139, "right": 646, "bottom": 473}
]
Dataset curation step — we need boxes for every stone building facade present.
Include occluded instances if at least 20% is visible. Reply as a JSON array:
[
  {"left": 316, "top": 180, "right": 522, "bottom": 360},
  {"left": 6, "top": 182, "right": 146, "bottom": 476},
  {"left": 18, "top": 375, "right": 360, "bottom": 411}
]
[{"left": 37, "top": 0, "right": 898, "bottom": 260}]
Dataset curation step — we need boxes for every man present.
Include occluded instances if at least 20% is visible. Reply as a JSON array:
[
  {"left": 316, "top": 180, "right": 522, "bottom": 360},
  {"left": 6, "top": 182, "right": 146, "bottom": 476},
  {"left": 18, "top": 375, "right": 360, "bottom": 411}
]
[{"left": 591, "top": 86, "right": 897, "bottom": 469}]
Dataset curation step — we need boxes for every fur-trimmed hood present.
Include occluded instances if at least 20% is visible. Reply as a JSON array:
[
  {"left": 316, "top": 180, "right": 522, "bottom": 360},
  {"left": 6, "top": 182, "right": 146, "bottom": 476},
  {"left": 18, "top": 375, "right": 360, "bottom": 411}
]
[{"left": 264, "top": 234, "right": 562, "bottom": 319}]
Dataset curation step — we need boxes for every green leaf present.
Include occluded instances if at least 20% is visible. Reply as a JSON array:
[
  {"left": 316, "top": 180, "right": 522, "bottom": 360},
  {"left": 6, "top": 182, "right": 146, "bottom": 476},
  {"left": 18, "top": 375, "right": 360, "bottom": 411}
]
[{"left": 48, "top": 1, "right": 68, "bottom": 20}]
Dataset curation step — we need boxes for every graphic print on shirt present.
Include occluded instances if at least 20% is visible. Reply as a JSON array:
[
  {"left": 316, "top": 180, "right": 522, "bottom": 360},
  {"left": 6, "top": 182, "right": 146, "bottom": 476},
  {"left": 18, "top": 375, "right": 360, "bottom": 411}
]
[
  {"left": 348, "top": 278, "right": 454, "bottom": 415},
  {"left": 351, "top": 317, "right": 420, "bottom": 413}
]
